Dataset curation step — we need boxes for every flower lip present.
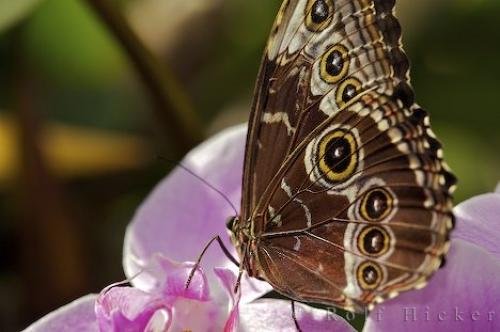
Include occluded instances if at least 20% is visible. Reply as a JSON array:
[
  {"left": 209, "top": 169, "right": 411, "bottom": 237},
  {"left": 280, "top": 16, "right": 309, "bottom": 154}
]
[
  {"left": 95, "top": 285, "right": 171, "bottom": 332},
  {"left": 95, "top": 255, "right": 229, "bottom": 332}
]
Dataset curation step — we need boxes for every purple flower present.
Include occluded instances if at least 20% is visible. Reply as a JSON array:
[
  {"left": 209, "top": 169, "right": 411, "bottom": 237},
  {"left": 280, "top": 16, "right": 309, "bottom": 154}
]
[
  {"left": 26, "top": 256, "right": 236, "bottom": 331},
  {"left": 25, "top": 124, "right": 500, "bottom": 331},
  {"left": 25, "top": 124, "right": 354, "bottom": 332}
]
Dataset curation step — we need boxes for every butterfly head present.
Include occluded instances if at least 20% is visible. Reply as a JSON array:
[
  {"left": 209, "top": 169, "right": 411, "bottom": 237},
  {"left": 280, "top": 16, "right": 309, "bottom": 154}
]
[
  {"left": 226, "top": 216, "right": 247, "bottom": 252},
  {"left": 226, "top": 216, "right": 260, "bottom": 276},
  {"left": 226, "top": 216, "right": 239, "bottom": 240}
]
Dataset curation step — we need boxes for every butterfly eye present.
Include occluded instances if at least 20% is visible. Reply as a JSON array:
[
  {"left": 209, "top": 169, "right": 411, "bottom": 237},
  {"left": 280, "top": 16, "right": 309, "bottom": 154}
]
[
  {"left": 226, "top": 216, "right": 238, "bottom": 232},
  {"left": 357, "top": 226, "right": 391, "bottom": 257},
  {"left": 336, "top": 77, "right": 362, "bottom": 107},
  {"left": 357, "top": 261, "right": 383, "bottom": 290},
  {"left": 317, "top": 129, "right": 358, "bottom": 182},
  {"left": 320, "top": 45, "right": 349, "bottom": 84},
  {"left": 361, "top": 188, "right": 394, "bottom": 221},
  {"left": 305, "top": 0, "right": 334, "bottom": 31}
]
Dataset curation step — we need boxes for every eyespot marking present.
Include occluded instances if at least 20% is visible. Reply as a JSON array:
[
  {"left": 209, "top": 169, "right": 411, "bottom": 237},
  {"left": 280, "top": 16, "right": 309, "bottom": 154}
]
[
  {"left": 320, "top": 44, "right": 350, "bottom": 84},
  {"left": 305, "top": 0, "right": 334, "bottom": 31},
  {"left": 358, "top": 226, "right": 391, "bottom": 257},
  {"left": 361, "top": 188, "right": 394, "bottom": 222},
  {"left": 357, "top": 261, "right": 383, "bottom": 290},
  {"left": 336, "top": 77, "right": 362, "bottom": 107},
  {"left": 317, "top": 129, "right": 359, "bottom": 183}
]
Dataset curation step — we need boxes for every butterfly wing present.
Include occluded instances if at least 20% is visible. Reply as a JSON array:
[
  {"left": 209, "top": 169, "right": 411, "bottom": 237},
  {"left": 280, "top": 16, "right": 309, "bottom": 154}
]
[
  {"left": 242, "top": 0, "right": 412, "bottom": 221},
  {"left": 255, "top": 94, "right": 455, "bottom": 311},
  {"left": 239, "top": 0, "right": 456, "bottom": 311}
]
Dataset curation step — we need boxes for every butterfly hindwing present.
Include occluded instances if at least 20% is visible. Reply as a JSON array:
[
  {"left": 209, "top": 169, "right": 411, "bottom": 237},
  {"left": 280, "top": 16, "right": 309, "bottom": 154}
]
[{"left": 255, "top": 93, "right": 454, "bottom": 310}]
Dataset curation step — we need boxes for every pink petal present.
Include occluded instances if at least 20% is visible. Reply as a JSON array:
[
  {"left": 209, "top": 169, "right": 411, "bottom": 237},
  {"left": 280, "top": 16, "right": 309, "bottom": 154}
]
[
  {"left": 364, "top": 239, "right": 500, "bottom": 331},
  {"left": 120, "top": 254, "right": 211, "bottom": 302},
  {"left": 213, "top": 268, "right": 241, "bottom": 332},
  {"left": 238, "top": 275, "right": 273, "bottom": 304},
  {"left": 215, "top": 270, "right": 354, "bottom": 331},
  {"left": 123, "top": 125, "right": 245, "bottom": 284},
  {"left": 238, "top": 299, "right": 356, "bottom": 332},
  {"left": 95, "top": 286, "right": 170, "bottom": 331},
  {"left": 156, "top": 255, "right": 210, "bottom": 302},
  {"left": 453, "top": 191, "right": 500, "bottom": 258},
  {"left": 96, "top": 259, "right": 227, "bottom": 332},
  {"left": 168, "top": 297, "right": 223, "bottom": 332},
  {"left": 123, "top": 124, "right": 270, "bottom": 301},
  {"left": 214, "top": 266, "right": 271, "bottom": 305},
  {"left": 24, "top": 295, "right": 99, "bottom": 332}
]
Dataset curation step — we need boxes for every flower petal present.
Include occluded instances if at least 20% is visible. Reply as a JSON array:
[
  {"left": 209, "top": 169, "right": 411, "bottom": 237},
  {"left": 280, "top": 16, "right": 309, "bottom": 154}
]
[
  {"left": 168, "top": 298, "right": 223, "bottom": 332},
  {"left": 213, "top": 268, "right": 242, "bottom": 332},
  {"left": 159, "top": 258, "right": 210, "bottom": 301},
  {"left": 123, "top": 124, "right": 271, "bottom": 303},
  {"left": 238, "top": 299, "right": 356, "bottom": 332},
  {"left": 453, "top": 191, "right": 500, "bottom": 258},
  {"left": 215, "top": 266, "right": 353, "bottom": 331},
  {"left": 121, "top": 253, "right": 211, "bottom": 302},
  {"left": 96, "top": 258, "right": 228, "bottom": 332},
  {"left": 364, "top": 239, "right": 500, "bottom": 331},
  {"left": 95, "top": 286, "right": 170, "bottom": 331},
  {"left": 123, "top": 125, "right": 247, "bottom": 289},
  {"left": 23, "top": 295, "right": 99, "bottom": 332}
]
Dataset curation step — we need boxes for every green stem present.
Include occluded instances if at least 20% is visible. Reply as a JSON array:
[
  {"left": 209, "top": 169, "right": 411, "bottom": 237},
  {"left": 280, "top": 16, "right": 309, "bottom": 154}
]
[{"left": 83, "top": 0, "right": 204, "bottom": 156}]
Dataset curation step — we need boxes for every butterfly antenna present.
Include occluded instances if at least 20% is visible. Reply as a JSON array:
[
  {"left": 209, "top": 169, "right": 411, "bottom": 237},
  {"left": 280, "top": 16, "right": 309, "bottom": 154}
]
[{"left": 157, "top": 156, "right": 239, "bottom": 216}]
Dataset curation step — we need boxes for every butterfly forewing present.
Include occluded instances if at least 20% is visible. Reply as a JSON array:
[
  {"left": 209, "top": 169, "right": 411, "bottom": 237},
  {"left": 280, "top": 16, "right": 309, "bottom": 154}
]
[{"left": 235, "top": 0, "right": 456, "bottom": 312}]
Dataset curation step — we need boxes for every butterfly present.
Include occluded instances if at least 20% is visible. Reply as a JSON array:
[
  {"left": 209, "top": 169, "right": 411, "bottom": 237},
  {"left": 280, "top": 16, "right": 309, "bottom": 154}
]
[{"left": 226, "top": 0, "right": 457, "bottom": 313}]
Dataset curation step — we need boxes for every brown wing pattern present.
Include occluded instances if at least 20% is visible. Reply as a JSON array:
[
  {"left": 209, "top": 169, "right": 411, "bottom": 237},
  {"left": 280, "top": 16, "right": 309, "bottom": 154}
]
[
  {"left": 237, "top": 0, "right": 456, "bottom": 312},
  {"left": 255, "top": 94, "right": 455, "bottom": 311},
  {"left": 242, "top": 0, "right": 412, "bottom": 222}
]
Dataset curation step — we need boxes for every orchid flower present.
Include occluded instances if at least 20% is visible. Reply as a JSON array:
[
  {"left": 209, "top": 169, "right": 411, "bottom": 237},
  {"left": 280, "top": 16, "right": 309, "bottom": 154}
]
[
  {"left": 25, "top": 124, "right": 354, "bottom": 332},
  {"left": 25, "top": 124, "right": 500, "bottom": 331}
]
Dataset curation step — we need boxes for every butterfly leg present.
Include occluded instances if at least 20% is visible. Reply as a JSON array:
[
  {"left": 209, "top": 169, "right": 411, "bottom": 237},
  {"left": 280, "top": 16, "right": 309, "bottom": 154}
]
[
  {"left": 233, "top": 269, "right": 244, "bottom": 294},
  {"left": 291, "top": 300, "right": 303, "bottom": 332},
  {"left": 185, "top": 235, "right": 239, "bottom": 289}
]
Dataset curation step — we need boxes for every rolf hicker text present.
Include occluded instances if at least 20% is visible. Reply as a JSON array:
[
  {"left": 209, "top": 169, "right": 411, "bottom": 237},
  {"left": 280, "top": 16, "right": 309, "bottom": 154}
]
[{"left": 326, "top": 306, "right": 496, "bottom": 323}]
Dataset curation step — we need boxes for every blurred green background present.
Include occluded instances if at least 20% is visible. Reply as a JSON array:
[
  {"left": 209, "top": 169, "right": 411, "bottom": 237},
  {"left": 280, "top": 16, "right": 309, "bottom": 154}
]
[{"left": 0, "top": 0, "right": 498, "bottom": 330}]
